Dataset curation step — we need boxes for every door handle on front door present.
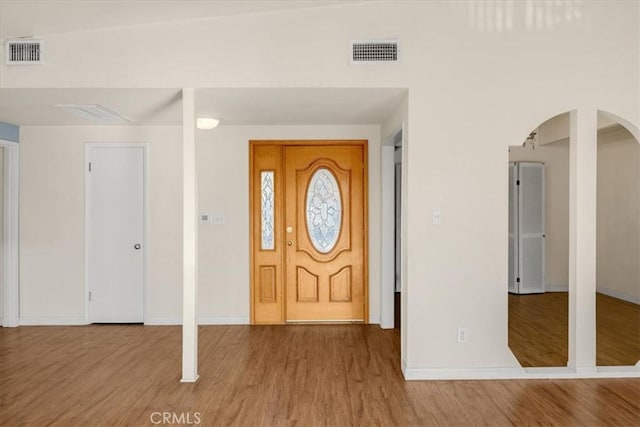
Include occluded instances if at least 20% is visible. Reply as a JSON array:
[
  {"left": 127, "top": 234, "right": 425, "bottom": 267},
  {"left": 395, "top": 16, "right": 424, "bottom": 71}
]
[
  {"left": 287, "top": 240, "right": 293, "bottom": 246},
  {"left": 134, "top": 244, "right": 141, "bottom": 250}
]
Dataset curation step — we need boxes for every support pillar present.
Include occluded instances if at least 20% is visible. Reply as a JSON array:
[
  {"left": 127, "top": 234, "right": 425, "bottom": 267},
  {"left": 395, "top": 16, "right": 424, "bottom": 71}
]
[
  {"left": 568, "top": 108, "right": 597, "bottom": 372},
  {"left": 181, "top": 88, "right": 199, "bottom": 382}
]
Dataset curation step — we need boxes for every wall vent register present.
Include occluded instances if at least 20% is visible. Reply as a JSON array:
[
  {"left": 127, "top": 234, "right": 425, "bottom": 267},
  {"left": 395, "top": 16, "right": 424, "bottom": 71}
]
[
  {"left": 5, "top": 39, "right": 43, "bottom": 64},
  {"left": 351, "top": 40, "right": 399, "bottom": 63}
]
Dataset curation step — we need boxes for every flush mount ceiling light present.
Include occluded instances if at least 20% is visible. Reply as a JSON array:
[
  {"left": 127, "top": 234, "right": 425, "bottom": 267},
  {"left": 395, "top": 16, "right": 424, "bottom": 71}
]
[
  {"left": 53, "top": 104, "right": 132, "bottom": 124},
  {"left": 196, "top": 117, "right": 220, "bottom": 130}
]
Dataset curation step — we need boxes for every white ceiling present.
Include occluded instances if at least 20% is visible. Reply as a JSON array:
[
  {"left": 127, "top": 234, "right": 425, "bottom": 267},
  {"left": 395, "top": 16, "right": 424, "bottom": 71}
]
[
  {"left": 0, "top": 88, "right": 408, "bottom": 126},
  {"left": 195, "top": 88, "right": 408, "bottom": 126},
  {"left": 0, "top": 0, "right": 360, "bottom": 41},
  {"left": 0, "top": 1, "right": 406, "bottom": 128}
]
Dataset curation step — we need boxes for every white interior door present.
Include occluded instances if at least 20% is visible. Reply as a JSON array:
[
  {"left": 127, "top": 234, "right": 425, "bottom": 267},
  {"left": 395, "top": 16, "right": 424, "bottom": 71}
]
[
  {"left": 517, "top": 162, "right": 545, "bottom": 294},
  {"left": 87, "top": 145, "right": 144, "bottom": 323}
]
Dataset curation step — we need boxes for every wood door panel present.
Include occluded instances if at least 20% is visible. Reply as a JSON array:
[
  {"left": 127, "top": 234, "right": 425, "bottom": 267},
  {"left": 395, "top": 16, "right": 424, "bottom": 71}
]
[
  {"left": 251, "top": 141, "right": 367, "bottom": 324},
  {"left": 251, "top": 145, "right": 284, "bottom": 324},
  {"left": 259, "top": 266, "right": 277, "bottom": 303},
  {"left": 330, "top": 267, "right": 352, "bottom": 302},
  {"left": 285, "top": 145, "right": 365, "bottom": 321},
  {"left": 296, "top": 267, "right": 319, "bottom": 302}
]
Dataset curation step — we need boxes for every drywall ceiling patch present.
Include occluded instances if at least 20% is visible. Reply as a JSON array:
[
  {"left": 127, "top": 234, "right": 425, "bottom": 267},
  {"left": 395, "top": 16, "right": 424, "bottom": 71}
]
[
  {"left": 351, "top": 40, "right": 399, "bottom": 63},
  {"left": 5, "top": 39, "right": 43, "bottom": 65}
]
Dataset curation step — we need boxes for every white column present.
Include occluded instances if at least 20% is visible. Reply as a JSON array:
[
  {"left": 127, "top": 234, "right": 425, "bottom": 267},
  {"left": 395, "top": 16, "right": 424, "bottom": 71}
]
[
  {"left": 181, "top": 88, "right": 199, "bottom": 382},
  {"left": 2, "top": 142, "right": 19, "bottom": 327},
  {"left": 568, "top": 108, "right": 597, "bottom": 372}
]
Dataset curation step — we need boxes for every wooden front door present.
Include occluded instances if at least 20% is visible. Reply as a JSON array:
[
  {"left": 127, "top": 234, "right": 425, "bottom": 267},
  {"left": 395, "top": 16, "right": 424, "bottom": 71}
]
[{"left": 250, "top": 141, "right": 367, "bottom": 324}]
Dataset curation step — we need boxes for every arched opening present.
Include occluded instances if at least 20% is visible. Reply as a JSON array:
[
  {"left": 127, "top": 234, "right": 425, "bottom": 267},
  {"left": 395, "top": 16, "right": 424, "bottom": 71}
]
[
  {"left": 507, "top": 113, "right": 570, "bottom": 367},
  {"left": 595, "top": 110, "right": 640, "bottom": 366}
]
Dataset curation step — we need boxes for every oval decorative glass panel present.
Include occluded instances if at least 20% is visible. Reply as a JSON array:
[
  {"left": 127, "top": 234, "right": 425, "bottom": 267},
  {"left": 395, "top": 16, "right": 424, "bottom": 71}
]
[{"left": 306, "top": 168, "right": 342, "bottom": 253}]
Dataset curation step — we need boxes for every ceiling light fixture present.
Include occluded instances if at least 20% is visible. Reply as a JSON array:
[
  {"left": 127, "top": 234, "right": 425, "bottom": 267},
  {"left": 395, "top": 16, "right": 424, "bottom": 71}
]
[
  {"left": 196, "top": 117, "right": 220, "bottom": 130},
  {"left": 53, "top": 104, "right": 132, "bottom": 124}
]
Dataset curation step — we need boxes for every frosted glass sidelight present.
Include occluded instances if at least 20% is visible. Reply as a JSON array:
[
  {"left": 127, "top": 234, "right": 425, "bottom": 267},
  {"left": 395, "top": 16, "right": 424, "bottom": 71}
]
[
  {"left": 306, "top": 168, "right": 342, "bottom": 253},
  {"left": 261, "top": 171, "right": 275, "bottom": 250}
]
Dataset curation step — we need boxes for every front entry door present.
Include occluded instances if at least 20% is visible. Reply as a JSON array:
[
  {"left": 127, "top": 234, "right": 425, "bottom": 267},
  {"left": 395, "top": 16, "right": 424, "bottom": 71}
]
[{"left": 251, "top": 141, "right": 367, "bottom": 324}]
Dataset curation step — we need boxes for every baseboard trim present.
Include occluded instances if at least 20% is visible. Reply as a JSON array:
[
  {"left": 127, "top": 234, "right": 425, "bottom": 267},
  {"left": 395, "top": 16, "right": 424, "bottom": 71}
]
[
  {"left": 180, "top": 375, "right": 199, "bottom": 383},
  {"left": 144, "top": 316, "right": 250, "bottom": 326},
  {"left": 199, "top": 316, "right": 250, "bottom": 325},
  {"left": 401, "top": 364, "right": 640, "bottom": 380},
  {"left": 144, "top": 317, "right": 183, "bottom": 325},
  {"left": 19, "top": 317, "right": 88, "bottom": 326},
  {"left": 403, "top": 366, "right": 525, "bottom": 380},
  {"left": 596, "top": 288, "right": 640, "bottom": 305},
  {"left": 545, "top": 284, "right": 568, "bottom": 292}
]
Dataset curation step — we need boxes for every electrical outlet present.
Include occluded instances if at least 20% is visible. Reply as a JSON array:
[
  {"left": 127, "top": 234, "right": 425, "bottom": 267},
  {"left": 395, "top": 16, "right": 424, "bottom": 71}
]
[{"left": 457, "top": 327, "right": 469, "bottom": 343}]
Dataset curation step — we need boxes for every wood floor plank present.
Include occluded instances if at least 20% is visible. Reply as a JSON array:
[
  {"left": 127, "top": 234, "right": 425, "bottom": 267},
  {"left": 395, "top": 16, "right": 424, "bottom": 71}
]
[
  {"left": 2, "top": 322, "right": 639, "bottom": 426},
  {"left": 508, "top": 292, "right": 640, "bottom": 367}
]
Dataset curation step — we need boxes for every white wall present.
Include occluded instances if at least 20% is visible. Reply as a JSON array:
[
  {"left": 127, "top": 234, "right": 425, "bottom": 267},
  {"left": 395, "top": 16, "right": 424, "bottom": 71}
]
[
  {"left": 18, "top": 124, "right": 381, "bottom": 324},
  {"left": 597, "top": 127, "right": 640, "bottom": 303},
  {"left": 382, "top": 96, "right": 408, "bottom": 144},
  {"left": 509, "top": 141, "right": 570, "bottom": 291},
  {"left": 196, "top": 125, "right": 382, "bottom": 324},
  {"left": 4, "top": 1, "right": 638, "bottom": 374},
  {"left": 0, "top": 147, "right": 4, "bottom": 321},
  {"left": 19, "top": 126, "right": 183, "bottom": 324}
]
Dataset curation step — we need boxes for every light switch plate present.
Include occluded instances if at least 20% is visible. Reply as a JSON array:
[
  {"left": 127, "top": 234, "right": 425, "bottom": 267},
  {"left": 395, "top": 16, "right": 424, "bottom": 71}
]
[
  {"left": 212, "top": 213, "right": 225, "bottom": 225},
  {"left": 432, "top": 210, "right": 442, "bottom": 225}
]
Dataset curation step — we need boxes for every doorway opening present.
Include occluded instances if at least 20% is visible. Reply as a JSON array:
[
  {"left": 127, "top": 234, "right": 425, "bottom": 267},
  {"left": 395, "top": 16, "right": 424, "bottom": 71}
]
[
  {"left": 508, "top": 114, "right": 570, "bottom": 367},
  {"left": 393, "top": 130, "right": 402, "bottom": 329},
  {"left": 249, "top": 140, "right": 369, "bottom": 324}
]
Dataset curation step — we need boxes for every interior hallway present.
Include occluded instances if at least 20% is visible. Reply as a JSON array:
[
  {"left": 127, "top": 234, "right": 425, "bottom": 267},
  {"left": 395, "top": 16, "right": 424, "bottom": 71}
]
[{"left": 1, "top": 321, "right": 638, "bottom": 426}]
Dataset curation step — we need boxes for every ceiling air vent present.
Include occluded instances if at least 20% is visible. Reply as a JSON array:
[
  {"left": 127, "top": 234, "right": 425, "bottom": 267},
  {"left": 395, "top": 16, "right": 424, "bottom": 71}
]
[
  {"left": 351, "top": 40, "right": 399, "bottom": 63},
  {"left": 5, "top": 39, "right": 43, "bottom": 65}
]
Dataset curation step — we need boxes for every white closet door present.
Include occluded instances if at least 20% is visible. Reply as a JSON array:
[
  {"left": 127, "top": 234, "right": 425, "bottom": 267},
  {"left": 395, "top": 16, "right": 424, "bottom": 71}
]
[
  {"left": 508, "top": 162, "right": 518, "bottom": 293},
  {"left": 518, "top": 162, "right": 545, "bottom": 294},
  {"left": 88, "top": 145, "right": 145, "bottom": 322}
]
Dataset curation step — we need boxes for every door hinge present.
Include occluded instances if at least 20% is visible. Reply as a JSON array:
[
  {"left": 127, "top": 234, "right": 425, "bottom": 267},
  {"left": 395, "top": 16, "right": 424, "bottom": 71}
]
[
  {"left": 516, "top": 277, "right": 520, "bottom": 283},
  {"left": 516, "top": 180, "right": 520, "bottom": 185},
  {"left": 88, "top": 162, "right": 92, "bottom": 172},
  {"left": 88, "top": 291, "right": 92, "bottom": 301}
]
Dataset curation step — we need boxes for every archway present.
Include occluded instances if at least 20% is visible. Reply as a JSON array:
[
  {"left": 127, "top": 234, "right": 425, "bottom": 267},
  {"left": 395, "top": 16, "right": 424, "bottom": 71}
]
[
  {"left": 507, "top": 112, "right": 570, "bottom": 367},
  {"left": 595, "top": 110, "right": 640, "bottom": 366}
]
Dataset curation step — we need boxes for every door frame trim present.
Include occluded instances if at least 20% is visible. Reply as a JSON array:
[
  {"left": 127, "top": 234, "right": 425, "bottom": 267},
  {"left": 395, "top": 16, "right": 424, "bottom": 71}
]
[
  {"left": 249, "top": 139, "right": 369, "bottom": 324},
  {"left": 84, "top": 142, "right": 148, "bottom": 324},
  {"left": 1, "top": 138, "right": 19, "bottom": 327}
]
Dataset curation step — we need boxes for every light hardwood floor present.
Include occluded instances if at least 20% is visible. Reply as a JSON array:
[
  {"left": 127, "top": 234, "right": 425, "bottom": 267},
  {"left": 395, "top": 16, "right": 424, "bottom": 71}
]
[
  {"left": 1, "top": 321, "right": 639, "bottom": 426},
  {"left": 508, "top": 292, "right": 640, "bottom": 367}
]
